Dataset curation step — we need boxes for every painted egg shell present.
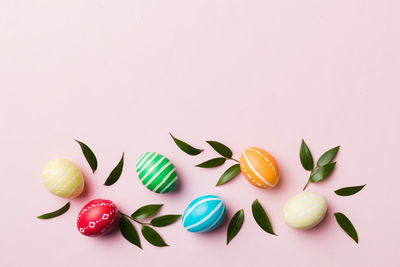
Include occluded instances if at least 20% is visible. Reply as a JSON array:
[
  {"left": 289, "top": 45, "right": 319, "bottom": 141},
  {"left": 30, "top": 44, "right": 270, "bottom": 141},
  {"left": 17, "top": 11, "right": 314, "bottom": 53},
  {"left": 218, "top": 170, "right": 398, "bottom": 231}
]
[
  {"left": 283, "top": 192, "right": 328, "bottom": 230},
  {"left": 136, "top": 152, "right": 178, "bottom": 193},
  {"left": 240, "top": 147, "right": 280, "bottom": 189},
  {"left": 77, "top": 199, "right": 119, "bottom": 237},
  {"left": 182, "top": 194, "right": 226, "bottom": 233},
  {"left": 42, "top": 158, "right": 84, "bottom": 198}
]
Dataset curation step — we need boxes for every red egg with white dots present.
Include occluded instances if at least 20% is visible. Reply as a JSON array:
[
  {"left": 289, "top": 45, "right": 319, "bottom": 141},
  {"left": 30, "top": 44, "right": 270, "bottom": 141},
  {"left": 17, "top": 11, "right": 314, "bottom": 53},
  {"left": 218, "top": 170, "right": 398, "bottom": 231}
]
[{"left": 77, "top": 199, "right": 119, "bottom": 237}]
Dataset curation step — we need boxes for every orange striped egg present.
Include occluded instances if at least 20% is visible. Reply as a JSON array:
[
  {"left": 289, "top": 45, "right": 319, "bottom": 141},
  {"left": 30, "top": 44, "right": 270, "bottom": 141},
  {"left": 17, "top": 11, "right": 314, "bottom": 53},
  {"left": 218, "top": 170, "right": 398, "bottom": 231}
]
[{"left": 240, "top": 147, "right": 280, "bottom": 189}]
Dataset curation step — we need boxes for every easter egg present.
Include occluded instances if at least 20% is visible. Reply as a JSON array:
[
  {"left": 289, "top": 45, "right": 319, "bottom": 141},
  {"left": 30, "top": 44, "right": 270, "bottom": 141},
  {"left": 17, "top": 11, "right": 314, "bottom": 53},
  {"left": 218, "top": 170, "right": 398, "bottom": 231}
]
[
  {"left": 42, "top": 158, "right": 84, "bottom": 198},
  {"left": 136, "top": 152, "right": 178, "bottom": 193},
  {"left": 182, "top": 194, "right": 226, "bottom": 233},
  {"left": 240, "top": 147, "right": 280, "bottom": 189},
  {"left": 77, "top": 199, "right": 119, "bottom": 237},
  {"left": 283, "top": 192, "right": 328, "bottom": 230}
]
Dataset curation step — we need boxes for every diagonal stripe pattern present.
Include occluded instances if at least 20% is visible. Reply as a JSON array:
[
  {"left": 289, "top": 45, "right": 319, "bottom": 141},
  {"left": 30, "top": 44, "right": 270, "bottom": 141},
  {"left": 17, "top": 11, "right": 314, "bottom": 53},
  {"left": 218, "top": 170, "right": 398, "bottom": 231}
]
[
  {"left": 182, "top": 194, "right": 226, "bottom": 233},
  {"left": 136, "top": 152, "right": 178, "bottom": 193}
]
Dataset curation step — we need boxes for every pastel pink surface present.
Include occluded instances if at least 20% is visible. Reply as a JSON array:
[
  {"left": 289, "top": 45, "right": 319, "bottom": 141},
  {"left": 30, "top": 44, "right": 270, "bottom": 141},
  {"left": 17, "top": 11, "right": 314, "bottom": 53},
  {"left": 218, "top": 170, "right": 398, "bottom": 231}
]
[{"left": 0, "top": 1, "right": 399, "bottom": 267}]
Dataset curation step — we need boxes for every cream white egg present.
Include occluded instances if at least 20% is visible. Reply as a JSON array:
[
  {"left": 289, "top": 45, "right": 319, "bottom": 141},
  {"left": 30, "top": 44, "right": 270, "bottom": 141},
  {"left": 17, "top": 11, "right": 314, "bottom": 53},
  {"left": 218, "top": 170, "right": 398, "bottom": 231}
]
[{"left": 283, "top": 192, "right": 327, "bottom": 230}]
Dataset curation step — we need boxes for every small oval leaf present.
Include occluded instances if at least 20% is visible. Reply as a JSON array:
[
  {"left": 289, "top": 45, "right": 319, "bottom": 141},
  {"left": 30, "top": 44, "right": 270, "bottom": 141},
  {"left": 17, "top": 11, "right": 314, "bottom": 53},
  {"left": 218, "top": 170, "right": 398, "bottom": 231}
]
[
  {"left": 150, "top": 215, "right": 181, "bottom": 227},
  {"left": 37, "top": 202, "right": 70, "bottom": 219},
  {"left": 334, "top": 212, "right": 359, "bottom": 243},
  {"left": 104, "top": 153, "right": 124, "bottom": 186},
  {"left": 335, "top": 184, "right": 366, "bottom": 196},
  {"left": 75, "top": 139, "right": 98, "bottom": 173},
  {"left": 170, "top": 133, "right": 203, "bottom": 156},
  {"left": 206, "top": 141, "right": 233, "bottom": 158},
  {"left": 216, "top": 164, "right": 241, "bottom": 186},
  {"left": 227, "top": 209, "right": 244, "bottom": 245},
  {"left": 119, "top": 216, "right": 142, "bottom": 249},
  {"left": 309, "top": 162, "right": 336, "bottom": 183},
  {"left": 300, "top": 139, "right": 314, "bottom": 171},
  {"left": 251, "top": 199, "right": 276, "bottom": 235},
  {"left": 195, "top": 157, "right": 226, "bottom": 168},
  {"left": 141, "top": 225, "right": 168, "bottom": 247},
  {"left": 131, "top": 204, "right": 163, "bottom": 220},
  {"left": 317, "top": 146, "right": 340, "bottom": 167}
]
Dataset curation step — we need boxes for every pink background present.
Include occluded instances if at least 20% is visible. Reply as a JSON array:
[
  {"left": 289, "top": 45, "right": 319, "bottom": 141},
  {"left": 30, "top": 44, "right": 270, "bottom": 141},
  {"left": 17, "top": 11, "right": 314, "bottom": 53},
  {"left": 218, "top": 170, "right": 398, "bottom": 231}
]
[{"left": 1, "top": 1, "right": 399, "bottom": 266}]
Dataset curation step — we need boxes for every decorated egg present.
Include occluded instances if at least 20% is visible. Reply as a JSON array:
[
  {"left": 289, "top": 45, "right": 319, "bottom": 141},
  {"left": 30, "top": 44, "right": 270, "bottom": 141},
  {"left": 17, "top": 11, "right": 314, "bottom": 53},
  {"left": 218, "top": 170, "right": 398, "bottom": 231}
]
[
  {"left": 283, "top": 192, "right": 328, "bottom": 230},
  {"left": 240, "top": 147, "right": 280, "bottom": 189},
  {"left": 77, "top": 199, "right": 119, "bottom": 237},
  {"left": 136, "top": 152, "right": 178, "bottom": 193},
  {"left": 42, "top": 158, "right": 84, "bottom": 198},
  {"left": 182, "top": 194, "right": 226, "bottom": 233}
]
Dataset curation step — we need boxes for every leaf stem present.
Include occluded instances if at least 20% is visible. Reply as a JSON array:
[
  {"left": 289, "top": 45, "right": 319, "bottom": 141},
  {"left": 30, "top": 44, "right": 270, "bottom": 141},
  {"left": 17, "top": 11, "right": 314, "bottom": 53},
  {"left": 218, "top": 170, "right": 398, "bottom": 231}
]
[
  {"left": 119, "top": 211, "right": 150, "bottom": 225},
  {"left": 230, "top": 158, "right": 240, "bottom": 163},
  {"left": 302, "top": 180, "right": 310, "bottom": 191}
]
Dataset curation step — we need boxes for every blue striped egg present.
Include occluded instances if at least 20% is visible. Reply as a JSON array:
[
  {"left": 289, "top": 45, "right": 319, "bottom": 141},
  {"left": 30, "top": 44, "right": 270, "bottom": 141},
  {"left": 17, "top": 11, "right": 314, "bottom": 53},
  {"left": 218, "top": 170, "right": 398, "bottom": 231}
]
[
  {"left": 136, "top": 152, "right": 178, "bottom": 193},
  {"left": 182, "top": 194, "right": 226, "bottom": 233}
]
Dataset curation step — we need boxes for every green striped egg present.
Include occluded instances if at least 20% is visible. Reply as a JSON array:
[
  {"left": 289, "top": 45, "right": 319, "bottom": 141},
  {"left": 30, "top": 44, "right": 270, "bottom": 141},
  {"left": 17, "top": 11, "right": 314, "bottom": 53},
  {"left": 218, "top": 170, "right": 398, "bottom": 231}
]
[{"left": 136, "top": 152, "right": 178, "bottom": 193}]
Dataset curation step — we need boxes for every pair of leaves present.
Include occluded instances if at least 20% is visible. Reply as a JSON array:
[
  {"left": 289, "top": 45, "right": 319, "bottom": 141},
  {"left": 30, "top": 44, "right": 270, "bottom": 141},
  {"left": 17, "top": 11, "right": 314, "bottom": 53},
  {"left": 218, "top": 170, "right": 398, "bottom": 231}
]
[
  {"left": 75, "top": 140, "right": 125, "bottom": 186},
  {"left": 300, "top": 140, "right": 339, "bottom": 188},
  {"left": 120, "top": 218, "right": 169, "bottom": 248},
  {"left": 119, "top": 204, "right": 181, "bottom": 249},
  {"left": 335, "top": 184, "right": 366, "bottom": 196},
  {"left": 170, "top": 133, "right": 241, "bottom": 186},
  {"left": 334, "top": 212, "right": 358, "bottom": 243},
  {"left": 226, "top": 200, "right": 276, "bottom": 245},
  {"left": 120, "top": 216, "right": 170, "bottom": 248},
  {"left": 195, "top": 140, "right": 240, "bottom": 186},
  {"left": 195, "top": 141, "right": 233, "bottom": 167},
  {"left": 130, "top": 204, "right": 182, "bottom": 226},
  {"left": 37, "top": 202, "right": 70, "bottom": 219}
]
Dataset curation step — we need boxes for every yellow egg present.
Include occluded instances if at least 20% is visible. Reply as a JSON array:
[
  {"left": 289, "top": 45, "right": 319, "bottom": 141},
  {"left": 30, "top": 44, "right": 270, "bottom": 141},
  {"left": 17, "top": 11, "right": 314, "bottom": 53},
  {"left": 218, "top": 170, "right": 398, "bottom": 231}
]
[
  {"left": 283, "top": 192, "right": 327, "bottom": 230},
  {"left": 42, "top": 158, "right": 84, "bottom": 198}
]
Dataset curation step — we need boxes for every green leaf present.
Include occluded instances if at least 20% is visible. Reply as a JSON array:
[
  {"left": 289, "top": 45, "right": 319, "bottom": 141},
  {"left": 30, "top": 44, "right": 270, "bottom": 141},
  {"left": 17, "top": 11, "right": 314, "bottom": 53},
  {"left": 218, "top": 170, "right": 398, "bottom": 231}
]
[
  {"left": 141, "top": 225, "right": 168, "bottom": 247},
  {"left": 131, "top": 204, "right": 163, "bottom": 220},
  {"left": 317, "top": 146, "right": 340, "bottom": 167},
  {"left": 206, "top": 141, "right": 233, "bottom": 158},
  {"left": 195, "top": 157, "right": 226, "bottom": 168},
  {"left": 227, "top": 209, "right": 244, "bottom": 245},
  {"left": 309, "top": 162, "right": 336, "bottom": 183},
  {"left": 150, "top": 215, "right": 182, "bottom": 227},
  {"left": 251, "top": 199, "right": 276, "bottom": 235},
  {"left": 216, "top": 164, "right": 241, "bottom": 186},
  {"left": 104, "top": 153, "right": 124, "bottom": 186},
  {"left": 75, "top": 139, "right": 98, "bottom": 173},
  {"left": 334, "top": 212, "right": 359, "bottom": 243},
  {"left": 170, "top": 133, "right": 203, "bottom": 156},
  {"left": 119, "top": 216, "right": 142, "bottom": 249},
  {"left": 335, "top": 184, "right": 366, "bottom": 196},
  {"left": 37, "top": 202, "right": 70, "bottom": 219},
  {"left": 300, "top": 139, "right": 314, "bottom": 171}
]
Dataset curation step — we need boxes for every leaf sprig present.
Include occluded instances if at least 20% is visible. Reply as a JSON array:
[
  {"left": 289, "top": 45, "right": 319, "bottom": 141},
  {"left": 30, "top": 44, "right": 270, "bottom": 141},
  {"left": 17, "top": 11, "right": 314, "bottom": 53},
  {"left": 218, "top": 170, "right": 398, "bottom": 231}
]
[
  {"left": 119, "top": 204, "right": 181, "bottom": 248},
  {"left": 300, "top": 139, "right": 340, "bottom": 190},
  {"left": 170, "top": 133, "right": 241, "bottom": 186}
]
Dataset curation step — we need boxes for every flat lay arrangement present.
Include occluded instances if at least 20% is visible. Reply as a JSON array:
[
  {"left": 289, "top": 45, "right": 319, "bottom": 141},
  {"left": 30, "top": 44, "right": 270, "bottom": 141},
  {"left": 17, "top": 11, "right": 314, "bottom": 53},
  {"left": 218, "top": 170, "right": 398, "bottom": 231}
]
[{"left": 37, "top": 134, "right": 365, "bottom": 247}]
